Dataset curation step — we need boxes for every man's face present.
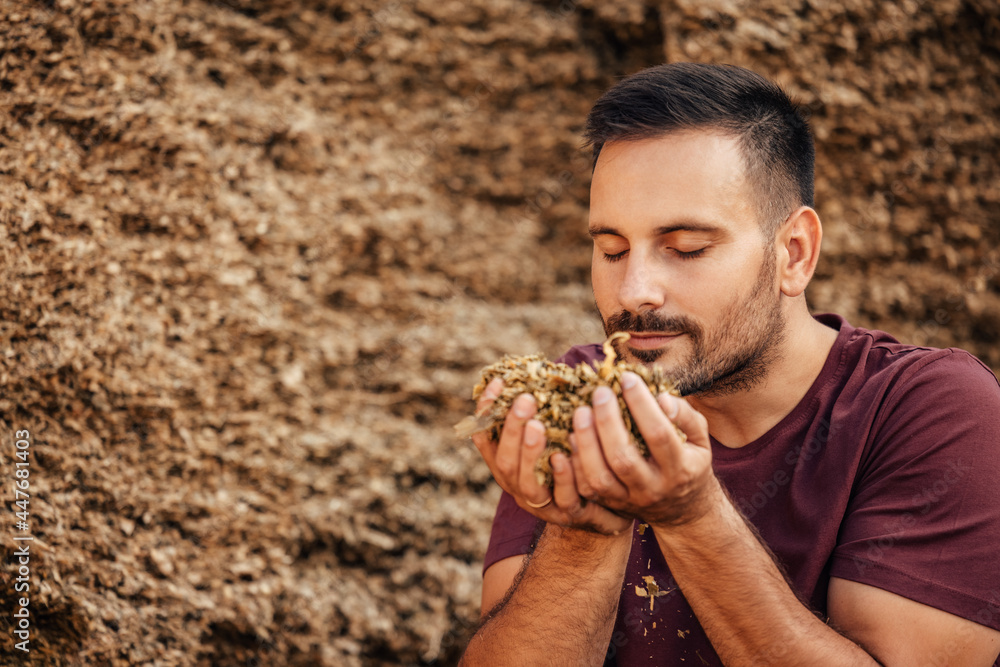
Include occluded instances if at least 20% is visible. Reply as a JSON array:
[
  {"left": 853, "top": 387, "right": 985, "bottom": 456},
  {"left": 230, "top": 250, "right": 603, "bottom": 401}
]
[{"left": 589, "top": 131, "right": 785, "bottom": 396}]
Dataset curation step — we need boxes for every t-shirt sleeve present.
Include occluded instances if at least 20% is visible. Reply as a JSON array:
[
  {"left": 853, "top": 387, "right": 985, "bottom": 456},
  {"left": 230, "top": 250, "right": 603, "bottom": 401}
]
[
  {"left": 483, "top": 490, "right": 542, "bottom": 574},
  {"left": 830, "top": 349, "right": 1000, "bottom": 631}
]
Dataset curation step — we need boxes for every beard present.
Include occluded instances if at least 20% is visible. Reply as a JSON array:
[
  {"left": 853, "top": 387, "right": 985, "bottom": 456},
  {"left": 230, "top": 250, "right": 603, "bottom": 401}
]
[{"left": 601, "top": 249, "right": 785, "bottom": 397}]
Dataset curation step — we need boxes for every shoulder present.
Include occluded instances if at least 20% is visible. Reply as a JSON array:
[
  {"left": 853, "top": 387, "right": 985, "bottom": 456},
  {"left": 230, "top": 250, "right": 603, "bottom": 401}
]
[
  {"left": 862, "top": 345, "right": 1000, "bottom": 472},
  {"left": 823, "top": 312, "right": 999, "bottom": 403},
  {"left": 863, "top": 341, "right": 998, "bottom": 402},
  {"left": 832, "top": 319, "right": 1000, "bottom": 485},
  {"left": 812, "top": 314, "right": 1000, "bottom": 467}
]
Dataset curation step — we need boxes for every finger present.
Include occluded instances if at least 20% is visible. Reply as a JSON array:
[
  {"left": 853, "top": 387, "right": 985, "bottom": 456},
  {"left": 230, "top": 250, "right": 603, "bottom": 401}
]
[
  {"left": 518, "top": 419, "right": 551, "bottom": 506},
  {"left": 591, "top": 384, "right": 655, "bottom": 490},
  {"left": 572, "top": 404, "right": 628, "bottom": 500},
  {"left": 620, "top": 371, "right": 686, "bottom": 470},
  {"left": 493, "top": 393, "right": 537, "bottom": 488},
  {"left": 471, "top": 379, "right": 505, "bottom": 481},
  {"left": 552, "top": 452, "right": 632, "bottom": 534},
  {"left": 657, "top": 392, "right": 710, "bottom": 452},
  {"left": 568, "top": 432, "right": 590, "bottom": 497},
  {"left": 472, "top": 430, "right": 498, "bottom": 474},
  {"left": 475, "top": 377, "right": 504, "bottom": 417},
  {"left": 550, "top": 452, "right": 586, "bottom": 518}
]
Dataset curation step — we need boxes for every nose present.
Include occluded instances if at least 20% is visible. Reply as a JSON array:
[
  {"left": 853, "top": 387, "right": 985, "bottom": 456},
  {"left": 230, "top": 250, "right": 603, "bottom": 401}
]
[{"left": 618, "top": 250, "right": 666, "bottom": 314}]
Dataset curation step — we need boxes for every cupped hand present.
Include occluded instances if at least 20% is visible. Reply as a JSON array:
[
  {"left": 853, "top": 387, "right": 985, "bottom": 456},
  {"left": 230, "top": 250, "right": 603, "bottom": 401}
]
[
  {"left": 569, "top": 371, "right": 719, "bottom": 528},
  {"left": 471, "top": 378, "right": 632, "bottom": 535}
]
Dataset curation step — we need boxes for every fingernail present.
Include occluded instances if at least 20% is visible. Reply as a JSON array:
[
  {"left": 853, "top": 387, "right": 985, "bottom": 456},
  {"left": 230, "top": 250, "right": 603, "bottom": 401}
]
[
  {"left": 574, "top": 407, "right": 592, "bottom": 429},
  {"left": 593, "top": 387, "right": 613, "bottom": 406},
  {"left": 552, "top": 455, "right": 565, "bottom": 473},
  {"left": 621, "top": 372, "right": 638, "bottom": 390},
  {"left": 524, "top": 423, "right": 541, "bottom": 447},
  {"left": 513, "top": 395, "right": 533, "bottom": 418},
  {"left": 568, "top": 433, "right": 578, "bottom": 453}
]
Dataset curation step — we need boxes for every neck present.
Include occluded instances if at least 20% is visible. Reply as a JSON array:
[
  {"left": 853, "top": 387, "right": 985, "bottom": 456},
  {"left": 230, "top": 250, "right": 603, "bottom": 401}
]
[{"left": 686, "top": 308, "right": 839, "bottom": 448}]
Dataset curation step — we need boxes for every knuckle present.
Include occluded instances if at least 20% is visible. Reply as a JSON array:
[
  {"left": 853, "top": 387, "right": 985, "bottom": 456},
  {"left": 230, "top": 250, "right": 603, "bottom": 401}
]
[
  {"left": 592, "top": 399, "right": 620, "bottom": 424},
  {"left": 599, "top": 470, "right": 618, "bottom": 490},
  {"left": 586, "top": 474, "right": 610, "bottom": 495},
  {"left": 498, "top": 424, "right": 519, "bottom": 443},
  {"left": 646, "top": 423, "right": 674, "bottom": 444},
  {"left": 472, "top": 432, "right": 494, "bottom": 450},
  {"left": 631, "top": 492, "right": 653, "bottom": 506},
  {"left": 522, "top": 445, "right": 542, "bottom": 466},
  {"left": 611, "top": 450, "right": 636, "bottom": 475},
  {"left": 494, "top": 458, "right": 516, "bottom": 479}
]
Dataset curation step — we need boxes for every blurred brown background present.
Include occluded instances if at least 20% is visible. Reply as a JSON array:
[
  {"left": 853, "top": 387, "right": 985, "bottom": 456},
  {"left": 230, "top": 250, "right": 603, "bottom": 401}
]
[{"left": 0, "top": 0, "right": 997, "bottom": 664}]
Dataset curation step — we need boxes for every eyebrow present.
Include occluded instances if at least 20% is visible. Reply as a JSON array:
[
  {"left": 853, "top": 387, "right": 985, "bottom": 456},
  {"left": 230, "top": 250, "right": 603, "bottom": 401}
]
[{"left": 588, "top": 221, "right": 725, "bottom": 238}]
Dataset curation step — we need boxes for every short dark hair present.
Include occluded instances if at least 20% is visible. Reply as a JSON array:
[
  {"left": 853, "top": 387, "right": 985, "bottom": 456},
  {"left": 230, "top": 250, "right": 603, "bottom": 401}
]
[{"left": 584, "top": 62, "right": 815, "bottom": 238}]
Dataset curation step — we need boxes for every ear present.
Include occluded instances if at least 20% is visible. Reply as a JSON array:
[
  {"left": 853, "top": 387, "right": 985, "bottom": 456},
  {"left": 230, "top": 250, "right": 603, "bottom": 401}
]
[{"left": 776, "top": 206, "right": 822, "bottom": 298}]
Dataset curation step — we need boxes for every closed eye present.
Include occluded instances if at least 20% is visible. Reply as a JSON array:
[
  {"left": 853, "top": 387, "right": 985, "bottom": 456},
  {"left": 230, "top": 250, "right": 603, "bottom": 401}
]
[
  {"left": 603, "top": 248, "right": 707, "bottom": 262},
  {"left": 675, "top": 248, "right": 707, "bottom": 260}
]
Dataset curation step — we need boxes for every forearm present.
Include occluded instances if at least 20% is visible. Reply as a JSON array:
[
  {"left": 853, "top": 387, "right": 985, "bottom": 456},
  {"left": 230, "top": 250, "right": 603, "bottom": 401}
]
[
  {"left": 653, "top": 480, "right": 878, "bottom": 666},
  {"left": 462, "top": 523, "right": 631, "bottom": 667}
]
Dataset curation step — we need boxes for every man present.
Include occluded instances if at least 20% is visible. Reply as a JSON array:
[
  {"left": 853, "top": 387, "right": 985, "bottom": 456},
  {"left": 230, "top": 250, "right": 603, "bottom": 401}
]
[{"left": 461, "top": 63, "right": 1000, "bottom": 666}]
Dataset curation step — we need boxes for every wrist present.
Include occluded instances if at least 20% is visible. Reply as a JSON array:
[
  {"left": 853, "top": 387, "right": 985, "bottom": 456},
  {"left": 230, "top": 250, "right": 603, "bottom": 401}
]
[
  {"left": 527, "top": 521, "right": 633, "bottom": 586},
  {"left": 540, "top": 520, "right": 634, "bottom": 565},
  {"left": 544, "top": 520, "right": 634, "bottom": 546},
  {"left": 644, "top": 472, "right": 728, "bottom": 532},
  {"left": 647, "top": 475, "right": 735, "bottom": 538}
]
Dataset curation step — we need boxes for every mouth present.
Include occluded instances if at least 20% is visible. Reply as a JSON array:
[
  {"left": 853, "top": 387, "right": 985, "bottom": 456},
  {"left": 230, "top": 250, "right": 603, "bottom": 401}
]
[{"left": 622, "top": 331, "right": 684, "bottom": 350}]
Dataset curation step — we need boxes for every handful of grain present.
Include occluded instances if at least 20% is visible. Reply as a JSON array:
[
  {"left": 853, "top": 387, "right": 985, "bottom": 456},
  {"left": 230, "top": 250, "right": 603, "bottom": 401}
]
[{"left": 455, "top": 332, "right": 681, "bottom": 487}]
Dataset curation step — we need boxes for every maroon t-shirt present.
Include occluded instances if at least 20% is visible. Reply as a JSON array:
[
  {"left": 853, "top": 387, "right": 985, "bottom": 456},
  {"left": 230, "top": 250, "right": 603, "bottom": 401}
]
[{"left": 483, "top": 314, "right": 1000, "bottom": 665}]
